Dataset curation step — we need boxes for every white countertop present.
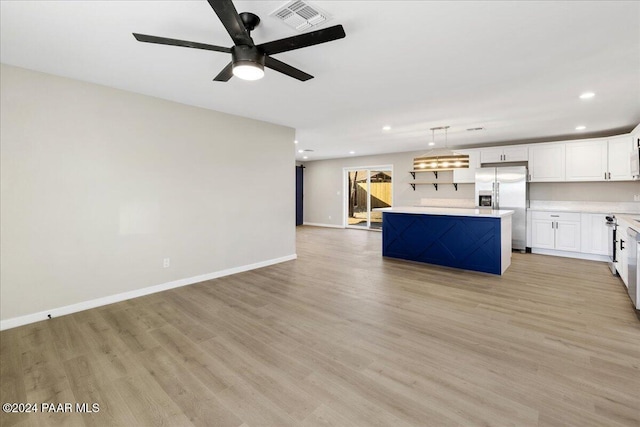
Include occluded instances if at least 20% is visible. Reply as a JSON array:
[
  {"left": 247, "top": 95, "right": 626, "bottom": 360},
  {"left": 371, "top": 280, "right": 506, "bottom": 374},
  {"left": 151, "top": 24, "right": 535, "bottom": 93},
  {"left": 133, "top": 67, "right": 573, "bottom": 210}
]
[
  {"left": 377, "top": 206, "right": 514, "bottom": 218},
  {"left": 617, "top": 214, "right": 640, "bottom": 231}
]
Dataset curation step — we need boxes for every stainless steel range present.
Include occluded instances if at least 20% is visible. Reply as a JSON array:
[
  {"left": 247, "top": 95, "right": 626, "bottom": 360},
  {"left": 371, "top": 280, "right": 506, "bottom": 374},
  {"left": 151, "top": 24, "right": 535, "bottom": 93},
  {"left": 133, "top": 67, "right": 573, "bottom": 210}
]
[{"left": 605, "top": 215, "right": 618, "bottom": 275}]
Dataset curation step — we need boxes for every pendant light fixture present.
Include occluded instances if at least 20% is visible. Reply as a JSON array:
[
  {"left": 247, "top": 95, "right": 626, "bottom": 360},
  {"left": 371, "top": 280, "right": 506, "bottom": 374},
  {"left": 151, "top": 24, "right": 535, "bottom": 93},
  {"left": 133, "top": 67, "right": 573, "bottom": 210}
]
[{"left": 413, "top": 126, "right": 470, "bottom": 171}]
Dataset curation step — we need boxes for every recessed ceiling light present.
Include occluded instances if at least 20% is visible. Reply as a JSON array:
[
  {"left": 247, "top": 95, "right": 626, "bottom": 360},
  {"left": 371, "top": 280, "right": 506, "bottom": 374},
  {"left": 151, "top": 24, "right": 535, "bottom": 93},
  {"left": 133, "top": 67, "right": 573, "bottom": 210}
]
[
  {"left": 294, "top": 140, "right": 298, "bottom": 144},
  {"left": 428, "top": 142, "right": 435, "bottom": 146},
  {"left": 349, "top": 151, "right": 355, "bottom": 154},
  {"left": 303, "top": 156, "right": 308, "bottom": 159},
  {"left": 575, "top": 125, "right": 586, "bottom": 131},
  {"left": 298, "top": 149, "right": 304, "bottom": 153},
  {"left": 382, "top": 125, "right": 391, "bottom": 131},
  {"left": 579, "top": 92, "right": 595, "bottom": 99}
]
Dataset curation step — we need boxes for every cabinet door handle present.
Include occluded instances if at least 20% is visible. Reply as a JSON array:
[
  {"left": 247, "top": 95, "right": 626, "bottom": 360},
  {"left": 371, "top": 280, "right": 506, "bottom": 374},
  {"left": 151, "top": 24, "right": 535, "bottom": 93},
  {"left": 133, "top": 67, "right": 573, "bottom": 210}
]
[
  {"left": 604, "top": 172, "right": 607, "bottom": 180},
  {"left": 620, "top": 239, "right": 625, "bottom": 250},
  {"left": 608, "top": 172, "right": 611, "bottom": 179}
]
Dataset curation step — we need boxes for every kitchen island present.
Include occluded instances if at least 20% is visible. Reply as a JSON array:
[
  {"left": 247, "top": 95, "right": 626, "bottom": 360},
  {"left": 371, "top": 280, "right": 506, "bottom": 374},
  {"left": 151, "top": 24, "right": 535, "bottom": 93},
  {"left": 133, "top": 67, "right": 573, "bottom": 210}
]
[{"left": 379, "top": 207, "right": 514, "bottom": 275}]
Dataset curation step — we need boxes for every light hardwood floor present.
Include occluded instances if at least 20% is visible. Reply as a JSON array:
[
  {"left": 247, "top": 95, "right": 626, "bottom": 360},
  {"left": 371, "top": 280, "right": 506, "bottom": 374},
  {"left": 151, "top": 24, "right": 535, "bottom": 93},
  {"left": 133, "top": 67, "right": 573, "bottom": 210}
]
[{"left": 1, "top": 226, "right": 639, "bottom": 426}]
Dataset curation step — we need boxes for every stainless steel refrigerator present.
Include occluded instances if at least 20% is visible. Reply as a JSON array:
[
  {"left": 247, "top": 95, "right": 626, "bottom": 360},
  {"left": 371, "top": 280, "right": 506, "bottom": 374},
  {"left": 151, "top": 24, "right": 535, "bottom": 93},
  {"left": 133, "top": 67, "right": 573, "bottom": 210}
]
[{"left": 475, "top": 166, "right": 528, "bottom": 251}]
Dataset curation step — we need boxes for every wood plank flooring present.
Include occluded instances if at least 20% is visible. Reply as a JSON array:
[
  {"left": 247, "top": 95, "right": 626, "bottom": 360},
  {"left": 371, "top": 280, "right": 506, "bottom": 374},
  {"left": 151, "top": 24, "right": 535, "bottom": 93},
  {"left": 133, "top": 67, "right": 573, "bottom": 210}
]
[{"left": 1, "top": 226, "right": 639, "bottom": 426}]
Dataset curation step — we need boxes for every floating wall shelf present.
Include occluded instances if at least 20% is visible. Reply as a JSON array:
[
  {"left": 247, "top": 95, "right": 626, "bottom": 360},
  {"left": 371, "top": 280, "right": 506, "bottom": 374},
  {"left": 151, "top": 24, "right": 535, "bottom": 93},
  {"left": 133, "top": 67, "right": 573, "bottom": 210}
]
[{"left": 408, "top": 171, "right": 458, "bottom": 192}]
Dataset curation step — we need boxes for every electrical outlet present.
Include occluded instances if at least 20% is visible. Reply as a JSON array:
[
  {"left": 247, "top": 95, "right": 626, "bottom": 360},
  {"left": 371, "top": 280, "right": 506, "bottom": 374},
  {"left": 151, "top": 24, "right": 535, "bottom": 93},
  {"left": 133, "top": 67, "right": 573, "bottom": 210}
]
[
  {"left": 163, "top": 258, "right": 170, "bottom": 268},
  {"left": 634, "top": 194, "right": 640, "bottom": 202}
]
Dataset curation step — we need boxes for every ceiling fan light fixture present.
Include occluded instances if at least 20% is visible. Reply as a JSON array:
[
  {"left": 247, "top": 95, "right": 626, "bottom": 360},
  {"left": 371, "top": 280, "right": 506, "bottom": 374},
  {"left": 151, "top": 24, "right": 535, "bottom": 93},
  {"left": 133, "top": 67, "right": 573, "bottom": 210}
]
[
  {"left": 232, "top": 45, "right": 265, "bottom": 81},
  {"left": 232, "top": 63, "right": 264, "bottom": 80}
]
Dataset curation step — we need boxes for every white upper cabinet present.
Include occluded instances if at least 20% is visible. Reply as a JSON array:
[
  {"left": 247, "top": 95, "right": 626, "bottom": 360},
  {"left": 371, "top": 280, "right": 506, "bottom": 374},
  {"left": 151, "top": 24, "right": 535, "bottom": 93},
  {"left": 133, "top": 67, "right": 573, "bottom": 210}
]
[
  {"left": 503, "top": 146, "right": 529, "bottom": 162},
  {"left": 564, "top": 136, "right": 634, "bottom": 181},
  {"left": 464, "top": 132, "right": 634, "bottom": 183},
  {"left": 607, "top": 135, "right": 634, "bottom": 181},
  {"left": 452, "top": 149, "right": 481, "bottom": 183},
  {"left": 565, "top": 139, "right": 608, "bottom": 181},
  {"left": 529, "top": 144, "right": 565, "bottom": 182},
  {"left": 480, "top": 148, "right": 503, "bottom": 163},
  {"left": 480, "top": 146, "right": 528, "bottom": 164}
]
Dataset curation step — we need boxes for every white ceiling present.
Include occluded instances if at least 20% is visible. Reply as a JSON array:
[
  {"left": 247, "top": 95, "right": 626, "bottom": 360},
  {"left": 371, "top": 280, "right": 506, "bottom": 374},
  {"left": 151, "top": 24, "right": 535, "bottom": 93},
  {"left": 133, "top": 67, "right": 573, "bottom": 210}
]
[{"left": 1, "top": 1, "right": 639, "bottom": 161}]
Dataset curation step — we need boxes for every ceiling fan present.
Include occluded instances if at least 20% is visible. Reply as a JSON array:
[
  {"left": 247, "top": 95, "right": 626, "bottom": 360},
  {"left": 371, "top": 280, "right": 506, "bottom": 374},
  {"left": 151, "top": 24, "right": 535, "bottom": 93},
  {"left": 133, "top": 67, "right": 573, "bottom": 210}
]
[{"left": 133, "top": 0, "right": 346, "bottom": 82}]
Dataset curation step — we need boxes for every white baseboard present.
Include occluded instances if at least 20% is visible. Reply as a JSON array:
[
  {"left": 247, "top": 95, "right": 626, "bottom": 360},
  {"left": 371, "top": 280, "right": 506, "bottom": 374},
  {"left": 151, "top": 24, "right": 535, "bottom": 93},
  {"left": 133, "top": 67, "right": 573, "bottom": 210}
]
[
  {"left": 0, "top": 254, "right": 297, "bottom": 331},
  {"left": 303, "top": 222, "right": 345, "bottom": 229},
  {"left": 531, "top": 248, "right": 608, "bottom": 262}
]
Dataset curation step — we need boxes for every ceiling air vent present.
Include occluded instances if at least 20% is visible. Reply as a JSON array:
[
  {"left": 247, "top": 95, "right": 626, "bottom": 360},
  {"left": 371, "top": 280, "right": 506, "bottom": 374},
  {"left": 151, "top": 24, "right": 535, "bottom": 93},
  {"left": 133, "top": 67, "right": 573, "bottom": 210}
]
[{"left": 270, "top": 1, "right": 330, "bottom": 32}]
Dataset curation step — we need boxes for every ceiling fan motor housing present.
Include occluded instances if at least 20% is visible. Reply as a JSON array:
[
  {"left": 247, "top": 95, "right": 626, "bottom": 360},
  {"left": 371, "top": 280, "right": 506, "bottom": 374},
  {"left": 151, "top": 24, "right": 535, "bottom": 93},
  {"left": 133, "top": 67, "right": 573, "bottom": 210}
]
[{"left": 232, "top": 45, "right": 265, "bottom": 67}]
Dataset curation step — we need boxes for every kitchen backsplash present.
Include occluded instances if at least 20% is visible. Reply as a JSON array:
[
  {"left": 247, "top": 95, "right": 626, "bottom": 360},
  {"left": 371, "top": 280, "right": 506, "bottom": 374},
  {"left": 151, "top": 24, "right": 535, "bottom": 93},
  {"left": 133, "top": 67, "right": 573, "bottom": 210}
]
[
  {"left": 418, "top": 198, "right": 640, "bottom": 213},
  {"left": 529, "top": 200, "right": 640, "bottom": 214},
  {"left": 529, "top": 181, "right": 639, "bottom": 202}
]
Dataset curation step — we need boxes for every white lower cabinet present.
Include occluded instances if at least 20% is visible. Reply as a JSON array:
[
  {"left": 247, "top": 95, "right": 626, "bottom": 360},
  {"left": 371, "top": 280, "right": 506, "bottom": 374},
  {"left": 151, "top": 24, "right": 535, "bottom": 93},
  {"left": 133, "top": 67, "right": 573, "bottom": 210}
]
[
  {"left": 531, "top": 218, "right": 555, "bottom": 249},
  {"left": 580, "top": 213, "right": 609, "bottom": 255},
  {"left": 618, "top": 227, "right": 629, "bottom": 287},
  {"left": 531, "top": 211, "right": 581, "bottom": 252}
]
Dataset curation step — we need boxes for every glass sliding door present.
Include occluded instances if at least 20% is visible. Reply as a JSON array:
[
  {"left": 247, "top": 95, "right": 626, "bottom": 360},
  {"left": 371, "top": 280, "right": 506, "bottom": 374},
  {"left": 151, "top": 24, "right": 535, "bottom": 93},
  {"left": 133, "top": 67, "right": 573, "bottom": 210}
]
[
  {"left": 369, "top": 169, "right": 392, "bottom": 230},
  {"left": 347, "top": 170, "right": 368, "bottom": 227},
  {"left": 345, "top": 167, "right": 392, "bottom": 230}
]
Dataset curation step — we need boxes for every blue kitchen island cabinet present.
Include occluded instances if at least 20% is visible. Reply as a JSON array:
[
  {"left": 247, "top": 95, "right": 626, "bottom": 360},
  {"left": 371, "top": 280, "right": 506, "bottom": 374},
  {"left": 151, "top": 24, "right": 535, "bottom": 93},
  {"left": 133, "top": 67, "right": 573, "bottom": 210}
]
[{"left": 380, "top": 207, "right": 514, "bottom": 275}]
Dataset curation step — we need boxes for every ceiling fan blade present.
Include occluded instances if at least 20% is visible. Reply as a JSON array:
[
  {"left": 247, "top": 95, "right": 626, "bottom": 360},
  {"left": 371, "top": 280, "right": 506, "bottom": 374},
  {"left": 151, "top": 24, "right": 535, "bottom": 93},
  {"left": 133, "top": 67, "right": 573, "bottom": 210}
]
[
  {"left": 206, "top": 0, "right": 253, "bottom": 46},
  {"left": 265, "top": 57, "right": 313, "bottom": 81},
  {"left": 213, "top": 62, "right": 234, "bottom": 81},
  {"left": 133, "top": 33, "right": 231, "bottom": 53},
  {"left": 257, "top": 25, "right": 345, "bottom": 55}
]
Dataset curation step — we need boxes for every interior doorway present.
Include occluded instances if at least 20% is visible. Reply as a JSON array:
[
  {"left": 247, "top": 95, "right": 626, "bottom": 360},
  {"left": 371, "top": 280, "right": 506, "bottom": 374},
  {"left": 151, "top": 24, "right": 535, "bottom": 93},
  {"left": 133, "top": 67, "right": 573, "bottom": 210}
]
[
  {"left": 344, "top": 166, "right": 393, "bottom": 230},
  {"left": 296, "top": 165, "right": 304, "bottom": 226}
]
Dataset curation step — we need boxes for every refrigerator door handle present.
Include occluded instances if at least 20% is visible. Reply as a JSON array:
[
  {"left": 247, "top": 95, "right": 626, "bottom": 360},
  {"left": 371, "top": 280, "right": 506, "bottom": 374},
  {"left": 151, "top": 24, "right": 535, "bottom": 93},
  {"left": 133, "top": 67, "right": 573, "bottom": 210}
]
[{"left": 494, "top": 182, "right": 500, "bottom": 208}]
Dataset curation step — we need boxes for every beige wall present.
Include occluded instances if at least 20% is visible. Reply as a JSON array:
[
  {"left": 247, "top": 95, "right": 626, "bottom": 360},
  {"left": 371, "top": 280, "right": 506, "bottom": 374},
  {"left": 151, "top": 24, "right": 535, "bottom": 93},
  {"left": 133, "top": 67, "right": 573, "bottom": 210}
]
[
  {"left": 0, "top": 64, "right": 296, "bottom": 323},
  {"left": 304, "top": 150, "right": 638, "bottom": 226}
]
